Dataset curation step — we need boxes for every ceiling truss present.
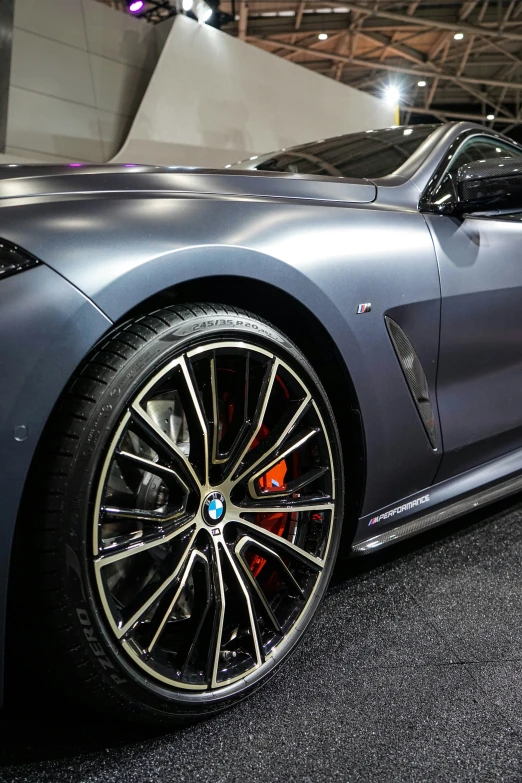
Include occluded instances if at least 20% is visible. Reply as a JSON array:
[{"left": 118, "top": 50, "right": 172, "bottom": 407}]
[{"left": 220, "top": 0, "right": 522, "bottom": 136}]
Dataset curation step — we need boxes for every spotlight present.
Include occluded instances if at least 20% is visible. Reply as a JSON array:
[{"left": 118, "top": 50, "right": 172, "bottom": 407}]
[
  {"left": 188, "top": 1, "right": 232, "bottom": 29},
  {"left": 128, "top": 0, "right": 144, "bottom": 12},
  {"left": 454, "top": 32, "right": 464, "bottom": 40},
  {"left": 384, "top": 85, "right": 401, "bottom": 105},
  {"left": 487, "top": 113, "right": 495, "bottom": 120},
  {"left": 318, "top": 33, "right": 328, "bottom": 40},
  {"left": 417, "top": 80, "right": 426, "bottom": 87},
  {"left": 194, "top": 0, "right": 213, "bottom": 22}
]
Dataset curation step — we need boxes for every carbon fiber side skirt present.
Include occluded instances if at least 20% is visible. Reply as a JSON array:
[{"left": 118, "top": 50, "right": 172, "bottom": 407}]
[{"left": 353, "top": 470, "right": 522, "bottom": 555}]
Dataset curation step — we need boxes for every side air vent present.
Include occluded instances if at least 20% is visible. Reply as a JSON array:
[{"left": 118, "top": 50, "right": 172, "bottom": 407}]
[{"left": 385, "top": 316, "right": 437, "bottom": 449}]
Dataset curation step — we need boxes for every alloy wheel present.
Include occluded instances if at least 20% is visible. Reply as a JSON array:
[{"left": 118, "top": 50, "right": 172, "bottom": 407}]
[{"left": 93, "top": 340, "right": 337, "bottom": 693}]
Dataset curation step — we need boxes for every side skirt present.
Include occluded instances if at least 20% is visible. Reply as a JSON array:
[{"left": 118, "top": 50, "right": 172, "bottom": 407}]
[{"left": 353, "top": 447, "right": 522, "bottom": 555}]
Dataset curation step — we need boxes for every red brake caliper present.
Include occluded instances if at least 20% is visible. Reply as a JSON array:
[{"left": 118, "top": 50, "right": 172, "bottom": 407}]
[
  {"left": 217, "top": 368, "right": 294, "bottom": 579},
  {"left": 249, "top": 424, "right": 289, "bottom": 578}
]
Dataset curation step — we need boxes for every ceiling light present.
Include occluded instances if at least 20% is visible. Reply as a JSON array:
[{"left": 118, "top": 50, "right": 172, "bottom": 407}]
[
  {"left": 403, "top": 128, "right": 413, "bottom": 135},
  {"left": 128, "top": 0, "right": 144, "bottom": 12},
  {"left": 194, "top": 0, "right": 213, "bottom": 22},
  {"left": 384, "top": 85, "right": 401, "bottom": 105},
  {"left": 454, "top": 32, "right": 464, "bottom": 40},
  {"left": 417, "top": 80, "right": 426, "bottom": 87},
  {"left": 318, "top": 33, "right": 328, "bottom": 40},
  {"left": 487, "top": 113, "right": 495, "bottom": 120},
  {"left": 182, "top": 0, "right": 194, "bottom": 10}
]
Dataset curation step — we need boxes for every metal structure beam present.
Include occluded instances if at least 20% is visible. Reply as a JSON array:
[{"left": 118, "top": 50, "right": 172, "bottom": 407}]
[
  {"left": 238, "top": 0, "right": 248, "bottom": 40},
  {"left": 404, "top": 104, "right": 516, "bottom": 123},
  {"left": 331, "top": 2, "right": 522, "bottom": 42},
  {"left": 249, "top": 37, "right": 522, "bottom": 91}
]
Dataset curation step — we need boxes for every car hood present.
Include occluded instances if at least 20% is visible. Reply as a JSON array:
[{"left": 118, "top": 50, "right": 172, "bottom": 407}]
[{"left": 0, "top": 164, "right": 376, "bottom": 205}]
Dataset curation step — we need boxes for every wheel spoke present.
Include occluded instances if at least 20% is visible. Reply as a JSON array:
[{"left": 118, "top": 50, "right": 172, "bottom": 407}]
[
  {"left": 236, "top": 536, "right": 304, "bottom": 597},
  {"left": 235, "top": 518, "right": 325, "bottom": 570},
  {"left": 147, "top": 549, "right": 209, "bottom": 654},
  {"left": 234, "top": 538, "right": 284, "bottom": 633},
  {"left": 180, "top": 356, "right": 210, "bottom": 486},
  {"left": 101, "top": 506, "right": 182, "bottom": 524},
  {"left": 232, "top": 398, "right": 312, "bottom": 486},
  {"left": 225, "top": 358, "right": 279, "bottom": 479},
  {"left": 210, "top": 353, "right": 221, "bottom": 464},
  {"left": 208, "top": 541, "right": 227, "bottom": 688},
  {"left": 245, "top": 427, "right": 319, "bottom": 496},
  {"left": 114, "top": 527, "right": 199, "bottom": 638},
  {"left": 95, "top": 515, "right": 196, "bottom": 565},
  {"left": 179, "top": 558, "right": 213, "bottom": 681},
  {"left": 252, "top": 466, "right": 329, "bottom": 499},
  {"left": 210, "top": 352, "right": 250, "bottom": 465},
  {"left": 116, "top": 450, "right": 189, "bottom": 492},
  {"left": 221, "top": 543, "right": 263, "bottom": 667},
  {"left": 130, "top": 402, "right": 201, "bottom": 490},
  {"left": 237, "top": 497, "right": 334, "bottom": 514}
]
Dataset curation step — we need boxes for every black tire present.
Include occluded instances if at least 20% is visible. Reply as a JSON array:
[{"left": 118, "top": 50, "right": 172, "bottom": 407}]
[{"left": 12, "top": 303, "right": 344, "bottom": 726}]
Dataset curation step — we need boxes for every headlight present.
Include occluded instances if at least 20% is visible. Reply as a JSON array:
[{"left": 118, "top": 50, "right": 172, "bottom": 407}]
[{"left": 0, "top": 241, "right": 40, "bottom": 279}]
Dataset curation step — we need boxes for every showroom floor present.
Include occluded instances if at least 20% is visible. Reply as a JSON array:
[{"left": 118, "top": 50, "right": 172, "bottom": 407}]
[{"left": 1, "top": 499, "right": 522, "bottom": 782}]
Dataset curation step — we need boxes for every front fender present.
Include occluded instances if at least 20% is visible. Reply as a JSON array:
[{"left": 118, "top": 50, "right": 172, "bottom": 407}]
[
  {"left": 0, "top": 264, "right": 112, "bottom": 705},
  {"left": 0, "top": 193, "right": 441, "bottom": 519}
]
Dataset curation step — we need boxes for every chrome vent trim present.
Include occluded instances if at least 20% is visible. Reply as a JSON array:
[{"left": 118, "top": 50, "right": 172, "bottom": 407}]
[
  {"left": 353, "top": 470, "right": 522, "bottom": 554},
  {"left": 385, "top": 316, "right": 437, "bottom": 449}
]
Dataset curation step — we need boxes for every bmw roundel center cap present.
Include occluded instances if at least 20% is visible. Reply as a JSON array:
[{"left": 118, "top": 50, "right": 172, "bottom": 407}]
[{"left": 203, "top": 491, "right": 226, "bottom": 525}]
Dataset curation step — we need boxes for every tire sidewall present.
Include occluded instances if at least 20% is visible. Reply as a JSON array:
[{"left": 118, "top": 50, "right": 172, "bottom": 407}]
[{"left": 59, "top": 311, "right": 345, "bottom": 722}]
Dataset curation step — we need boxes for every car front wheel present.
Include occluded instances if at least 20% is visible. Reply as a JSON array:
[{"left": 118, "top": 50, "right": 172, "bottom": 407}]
[{"left": 15, "top": 303, "right": 344, "bottom": 725}]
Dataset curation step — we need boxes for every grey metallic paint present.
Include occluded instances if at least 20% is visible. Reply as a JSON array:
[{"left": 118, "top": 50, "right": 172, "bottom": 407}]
[
  {"left": 0, "top": 192, "right": 442, "bottom": 513},
  {"left": 0, "top": 266, "right": 112, "bottom": 703},
  {"left": 426, "top": 214, "right": 522, "bottom": 480},
  {"left": 1, "top": 120, "right": 521, "bottom": 704}
]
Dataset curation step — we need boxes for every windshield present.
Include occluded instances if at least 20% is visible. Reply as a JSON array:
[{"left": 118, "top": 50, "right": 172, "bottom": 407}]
[{"left": 232, "top": 125, "right": 439, "bottom": 179}]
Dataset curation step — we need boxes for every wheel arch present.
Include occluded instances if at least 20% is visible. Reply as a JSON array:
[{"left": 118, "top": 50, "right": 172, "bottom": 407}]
[
  {"left": 8, "top": 301, "right": 357, "bottom": 718},
  {"left": 114, "top": 276, "right": 366, "bottom": 547},
  {"left": 5, "top": 275, "right": 362, "bottom": 710}
]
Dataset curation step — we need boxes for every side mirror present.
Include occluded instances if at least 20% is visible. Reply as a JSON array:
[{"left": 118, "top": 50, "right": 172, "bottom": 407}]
[{"left": 456, "top": 157, "right": 522, "bottom": 213}]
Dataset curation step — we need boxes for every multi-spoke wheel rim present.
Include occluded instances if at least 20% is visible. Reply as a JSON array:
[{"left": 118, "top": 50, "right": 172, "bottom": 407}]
[{"left": 92, "top": 340, "right": 336, "bottom": 693}]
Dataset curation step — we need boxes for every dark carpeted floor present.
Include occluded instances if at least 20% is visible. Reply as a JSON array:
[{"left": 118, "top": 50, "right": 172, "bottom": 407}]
[{"left": 1, "top": 498, "right": 522, "bottom": 782}]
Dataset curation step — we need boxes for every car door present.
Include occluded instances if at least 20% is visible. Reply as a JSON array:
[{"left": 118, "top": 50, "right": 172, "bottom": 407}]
[{"left": 422, "top": 134, "right": 522, "bottom": 482}]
